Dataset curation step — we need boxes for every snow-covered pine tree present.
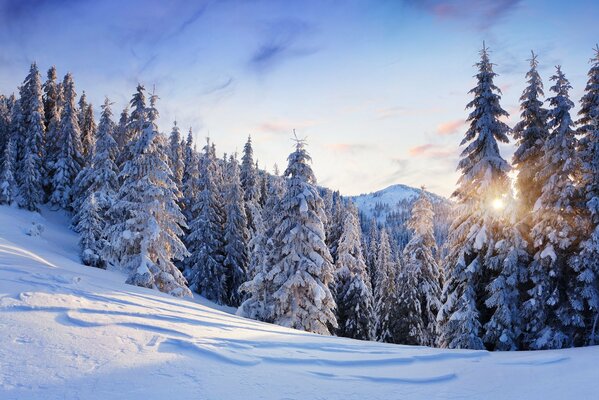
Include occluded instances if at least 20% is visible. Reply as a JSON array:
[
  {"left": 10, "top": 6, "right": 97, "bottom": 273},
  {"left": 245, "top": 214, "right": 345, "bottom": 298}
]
[
  {"left": 116, "top": 85, "right": 146, "bottom": 169},
  {"left": 223, "top": 156, "right": 250, "bottom": 306},
  {"left": 241, "top": 136, "right": 257, "bottom": 203},
  {"left": 0, "top": 95, "right": 10, "bottom": 165},
  {"left": 80, "top": 104, "right": 96, "bottom": 164},
  {"left": 512, "top": 52, "right": 549, "bottom": 217},
  {"left": 42, "top": 66, "right": 62, "bottom": 196},
  {"left": 335, "top": 205, "right": 375, "bottom": 340},
  {"left": 17, "top": 63, "right": 46, "bottom": 211},
  {"left": 184, "top": 139, "right": 227, "bottom": 303},
  {"left": 180, "top": 128, "right": 198, "bottom": 221},
  {"left": 76, "top": 192, "right": 105, "bottom": 268},
  {"left": 50, "top": 73, "right": 84, "bottom": 209},
  {"left": 104, "top": 90, "right": 190, "bottom": 297},
  {"left": 167, "top": 121, "right": 184, "bottom": 188},
  {"left": 374, "top": 228, "right": 399, "bottom": 343},
  {"left": 114, "top": 106, "right": 129, "bottom": 154},
  {"left": 72, "top": 98, "right": 119, "bottom": 227},
  {"left": 365, "top": 219, "right": 380, "bottom": 291},
  {"left": 483, "top": 199, "right": 529, "bottom": 350},
  {"left": 525, "top": 66, "right": 585, "bottom": 349},
  {"left": 239, "top": 138, "right": 337, "bottom": 335},
  {"left": 438, "top": 44, "right": 510, "bottom": 350},
  {"left": 0, "top": 136, "right": 16, "bottom": 204},
  {"left": 574, "top": 45, "right": 599, "bottom": 345},
  {"left": 397, "top": 188, "right": 442, "bottom": 346}
]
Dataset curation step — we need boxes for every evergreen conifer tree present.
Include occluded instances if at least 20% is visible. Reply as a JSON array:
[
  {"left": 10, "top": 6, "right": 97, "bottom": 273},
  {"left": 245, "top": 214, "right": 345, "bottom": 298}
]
[{"left": 438, "top": 44, "right": 510, "bottom": 350}]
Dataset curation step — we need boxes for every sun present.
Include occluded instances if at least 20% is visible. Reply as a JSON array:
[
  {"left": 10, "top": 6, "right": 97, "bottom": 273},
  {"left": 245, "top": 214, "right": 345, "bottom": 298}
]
[{"left": 491, "top": 198, "right": 505, "bottom": 211}]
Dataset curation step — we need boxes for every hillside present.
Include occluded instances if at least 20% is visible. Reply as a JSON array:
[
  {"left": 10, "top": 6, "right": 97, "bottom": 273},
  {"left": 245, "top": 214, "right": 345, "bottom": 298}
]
[{"left": 0, "top": 205, "right": 597, "bottom": 400}]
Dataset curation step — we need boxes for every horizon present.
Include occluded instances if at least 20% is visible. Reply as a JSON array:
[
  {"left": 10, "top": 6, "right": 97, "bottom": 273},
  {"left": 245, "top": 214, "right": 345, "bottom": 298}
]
[{"left": 0, "top": 0, "right": 598, "bottom": 197}]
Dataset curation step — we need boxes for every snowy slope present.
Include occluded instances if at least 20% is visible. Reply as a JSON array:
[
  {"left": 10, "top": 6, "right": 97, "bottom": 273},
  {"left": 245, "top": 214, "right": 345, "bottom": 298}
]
[{"left": 0, "top": 205, "right": 598, "bottom": 400}]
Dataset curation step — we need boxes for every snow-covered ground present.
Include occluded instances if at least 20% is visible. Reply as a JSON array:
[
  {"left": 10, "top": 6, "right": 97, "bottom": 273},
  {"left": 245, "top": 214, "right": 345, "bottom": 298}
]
[{"left": 0, "top": 205, "right": 597, "bottom": 400}]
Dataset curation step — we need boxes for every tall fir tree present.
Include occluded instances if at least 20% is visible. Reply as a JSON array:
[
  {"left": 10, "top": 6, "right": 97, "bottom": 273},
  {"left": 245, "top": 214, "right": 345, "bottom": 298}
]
[
  {"left": 80, "top": 104, "right": 96, "bottom": 164},
  {"left": 43, "top": 66, "right": 62, "bottom": 196},
  {"left": 17, "top": 63, "right": 46, "bottom": 211},
  {"left": 374, "top": 228, "right": 399, "bottom": 343},
  {"left": 105, "top": 91, "right": 190, "bottom": 297},
  {"left": 184, "top": 139, "right": 227, "bottom": 303},
  {"left": 398, "top": 188, "right": 442, "bottom": 346},
  {"left": 223, "top": 156, "right": 250, "bottom": 306},
  {"left": 512, "top": 52, "right": 549, "bottom": 218},
  {"left": 76, "top": 192, "right": 105, "bottom": 268},
  {"left": 180, "top": 128, "right": 197, "bottom": 221},
  {"left": 239, "top": 139, "right": 337, "bottom": 335},
  {"left": 0, "top": 136, "right": 16, "bottom": 205},
  {"left": 438, "top": 44, "right": 510, "bottom": 350},
  {"left": 114, "top": 106, "right": 129, "bottom": 154},
  {"left": 483, "top": 200, "right": 529, "bottom": 350},
  {"left": 335, "top": 206, "right": 375, "bottom": 340},
  {"left": 72, "top": 98, "right": 119, "bottom": 227},
  {"left": 525, "top": 66, "right": 585, "bottom": 349},
  {"left": 167, "top": 121, "right": 184, "bottom": 188},
  {"left": 574, "top": 45, "right": 599, "bottom": 345},
  {"left": 50, "top": 73, "right": 83, "bottom": 209}
]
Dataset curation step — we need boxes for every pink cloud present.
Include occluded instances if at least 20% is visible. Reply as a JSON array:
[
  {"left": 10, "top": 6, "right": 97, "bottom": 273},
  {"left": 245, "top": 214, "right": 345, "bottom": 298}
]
[
  {"left": 255, "top": 118, "right": 320, "bottom": 134},
  {"left": 408, "top": 143, "right": 454, "bottom": 158},
  {"left": 325, "top": 143, "right": 374, "bottom": 153},
  {"left": 436, "top": 119, "right": 464, "bottom": 135}
]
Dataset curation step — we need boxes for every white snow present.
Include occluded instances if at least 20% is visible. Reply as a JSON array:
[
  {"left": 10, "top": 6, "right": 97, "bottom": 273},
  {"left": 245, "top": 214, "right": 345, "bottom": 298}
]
[{"left": 0, "top": 205, "right": 598, "bottom": 399}]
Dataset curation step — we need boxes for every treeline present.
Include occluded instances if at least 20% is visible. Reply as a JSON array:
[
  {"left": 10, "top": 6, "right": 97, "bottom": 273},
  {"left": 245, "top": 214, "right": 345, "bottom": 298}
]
[
  {"left": 1, "top": 42, "right": 598, "bottom": 352},
  {"left": 0, "top": 64, "right": 437, "bottom": 346},
  {"left": 439, "top": 45, "right": 599, "bottom": 351}
]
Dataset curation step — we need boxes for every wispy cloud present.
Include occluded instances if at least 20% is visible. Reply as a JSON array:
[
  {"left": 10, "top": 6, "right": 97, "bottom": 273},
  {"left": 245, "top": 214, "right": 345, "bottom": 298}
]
[
  {"left": 408, "top": 143, "right": 454, "bottom": 158},
  {"left": 255, "top": 117, "right": 320, "bottom": 135},
  {"left": 248, "top": 18, "right": 318, "bottom": 72},
  {"left": 381, "top": 158, "right": 411, "bottom": 186},
  {"left": 406, "top": 0, "right": 522, "bottom": 30},
  {"left": 436, "top": 119, "right": 464, "bottom": 135},
  {"left": 325, "top": 143, "right": 375, "bottom": 154}
]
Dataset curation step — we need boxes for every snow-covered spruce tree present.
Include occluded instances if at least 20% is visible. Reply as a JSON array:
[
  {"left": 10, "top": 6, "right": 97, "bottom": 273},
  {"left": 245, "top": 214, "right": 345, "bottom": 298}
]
[
  {"left": 0, "top": 137, "right": 16, "bottom": 204},
  {"left": 72, "top": 98, "right": 119, "bottom": 227},
  {"left": 223, "top": 156, "right": 250, "bottom": 306},
  {"left": 374, "top": 228, "right": 399, "bottom": 343},
  {"left": 335, "top": 206, "right": 375, "bottom": 340},
  {"left": 239, "top": 138, "right": 337, "bottom": 335},
  {"left": 117, "top": 85, "right": 146, "bottom": 169},
  {"left": 43, "top": 66, "right": 62, "bottom": 196},
  {"left": 105, "top": 92, "right": 190, "bottom": 297},
  {"left": 397, "top": 188, "right": 442, "bottom": 346},
  {"left": 180, "top": 128, "right": 198, "bottom": 221},
  {"left": 0, "top": 95, "right": 10, "bottom": 165},
  {"left": 574, "top": 46, "right": 599, "bottom": 345},
  {"left": 50, "top": 73, "right": 84, "bottom": 210},
  {"left": 246, "top": 167, "right": 283, "bottom": 281},
  {"left": 525, "top": 66, "right": 585, "bottom": 349},
  {"left": 80, "top": 104, "right": 96, "bottom": 164},
  {"left": 512, "top": 52, "right": 549, "bottom": 217},
  {"left": 114, "top": 106, "right": 129, "bottom": 154},
  {"left": 241, "top": 135, "right": 258, "bottom": 203},
  {"left": 17, "top": 63, "right": 46, "bottom": 211},
  {"left": 326, "top": 191, "right": 345, "bottom": 264},
  {"left": 167, "top": 121, "right": 184, "bottom": 188},
  {"left": 184, "top": 139, "right": 227, "bottom": 303},
  {"left": 483, "top": 200, "right": 529, "bottom": 350},
  {"left": 365, "top": 219, "right": 380, "bottom": 291},
  {"left": 438, "top": 45, "right": 511, "bottom": 350},
  {"left": 76, "top": 192, "right": 105, "bottom": 268}
]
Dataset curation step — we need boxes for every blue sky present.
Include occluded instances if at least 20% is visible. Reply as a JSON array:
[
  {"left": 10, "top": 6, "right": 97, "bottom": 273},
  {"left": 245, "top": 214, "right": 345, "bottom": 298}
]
[{"left": 0, "top": 0, "right": 597, "bottom": 196}]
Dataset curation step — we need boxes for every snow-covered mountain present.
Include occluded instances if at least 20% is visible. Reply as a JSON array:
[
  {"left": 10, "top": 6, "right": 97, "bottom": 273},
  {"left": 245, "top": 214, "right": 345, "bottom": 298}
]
[
  {"left": 1, "top": 205, "right": 597, "bottom": 399},
  {"left": 350, "top": 184, "right": 452, "bottom": 251},
  {"left": 351, "top": 184, "right": 448, "bottom": 222}
]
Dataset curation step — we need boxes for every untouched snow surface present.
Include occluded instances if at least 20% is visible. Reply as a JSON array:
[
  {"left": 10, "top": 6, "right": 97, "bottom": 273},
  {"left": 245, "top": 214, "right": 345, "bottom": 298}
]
[{"left": 0, "top": 205, "right": 597, "bottom": 400}]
